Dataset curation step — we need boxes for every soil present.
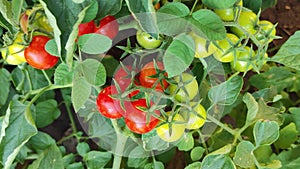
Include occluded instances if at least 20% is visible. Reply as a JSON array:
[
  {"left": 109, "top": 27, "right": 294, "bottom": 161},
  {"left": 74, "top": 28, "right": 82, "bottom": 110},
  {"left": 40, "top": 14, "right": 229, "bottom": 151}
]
[{"left": 39, "top": 0, "right": 300, "bottom": 168}]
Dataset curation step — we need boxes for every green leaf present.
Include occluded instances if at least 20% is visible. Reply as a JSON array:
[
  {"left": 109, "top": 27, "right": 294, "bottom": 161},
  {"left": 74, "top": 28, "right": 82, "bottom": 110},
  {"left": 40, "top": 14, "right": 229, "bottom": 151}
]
[
  {"left": 96, "top": 0, "right": 122, "bottom": 18},
  {"left": 28, "top": 144, "right": 64, "bottom": 169},
  {"left": 163, "top": 33, "right": 195, "bottom": 77},
  {"left": 125, "top": 0, "right": 159, "bottom": 37},
  {"left": 0, "top": 0, "right": 21, "bottom": 28},
  {"left": 71, "top": 77, "right": 92, "bottom": 112},
  {"left": 76, "top": 142, "right": 90, "bottom": 157},
  {"left": 261, "top": 0, "right": 277, "bottom": 10},
  {"left": 249, "top": 67, "right": 300, "bottom": 92},
  {"left": 243, "top": 0, "right": 262, "bottom": 13},
  {"left": 54, "top": 63, "right": 76, "bottom": 85},
  {"left": 0, "top": 10, "right": 14, "bottom": 33},
  {"left": 208, "top": 129, "right": 234, "bottom": 151},
  {"left": 253, "top": 121, "right": 279, "bottom": 146},
  {"left": 233, "top": 141, "right": 255, "bottom": 168},
  {"left": 66, "top": 162, "right": 84, "bottom": 169},
  {"left": 82, "top": 0, "right": 98, "bottom": 22},
  {"left": 202, "top": 0, "right": 237, "bottom": 9},
  {"left": 255, "top": 99, "right": 283, "bottom": 123},
  {"left": 158, "top": 2, "right": 190, "bottom": 17},
  {"left": 0, "top": 68, "right": 10, "bottom": 107},
  {"left": 142, "top": 129, "right": 169, "bottom": 151},
  {"left": 83, "top": 151, "right": 111, "bottom": 169},
  {"left": 288, "top": 107, "right": 300, "bottom": 131},
  {"left": 63, "top": 154, "right": 76, "bottom": 166},
  {"left": 35, "top": 99, "right": 61, "bottom": 128},
  {"left": 78, "top": 34, "right": 112, "bottom": 54},
  {"left": 272, "top": 31, "right": 300, "bottom": 70},
  {"left": 190, "top": 146, "right": 205, "bottom": 161},
  {"left": 253, "top": 145, "right": 273, "bottom": 163},
  {"left": 274, "top": 123, "right": 298, "bottom": 149},
  {"left": 0, "top": 100, "right": 37, "bottom": 169},
  {"left": 157, "top": 2, "right": 190, "bottom": 36},
  {"left": 76, "top": 59, "right": 106, "bottom": 86},
  {"left": 177, "top": 133, "right": 194, "bottom": 151},
  {"left": 45, "top": 39, "right": 59, "bottom": 56},
  {"left": 127, "top": 146, "right": 149, "bottom": 168},
  {"left": 201, "top": 154, "right": 236, "bottom": 169},
  {"left": 28, "top": 131, "right": 56, "bottom": 150},
  {"left": 144, "top": 161, "right": 165, "bottom": 169},
  {"left": 270, "top": 145, "right": 300, "bottom": 169},
  {"left": 101, "top": 55, "right": 120, "bottom": 77},
  {"left": 208, "top": 75, "right": 243, "bottom": 105},
  {"left": 243, "top": 93, "right": 258, "bottom": 125},
  {"left": 185, "top": 162, "right": 201, "bottom": 169},
  {"left": 191, "top": 9, "right": 226, "bottom": 40}
]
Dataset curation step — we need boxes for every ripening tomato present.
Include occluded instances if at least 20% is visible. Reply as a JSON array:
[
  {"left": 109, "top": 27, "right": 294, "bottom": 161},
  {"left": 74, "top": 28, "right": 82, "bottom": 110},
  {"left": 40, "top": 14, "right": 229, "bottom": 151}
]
[
  {"left": 256, "top": 20, "right": 276, "bottom": 44},
  {"left": 113, "top": 65, "right": 133, "bottom": 92},
  {"left": 1, "top": 33, "right": 27, "bottom": 65},
  {"left": 169, "top": 73, "right": 199, "bottom": 102},
  {"left": 124, "top": 98, "right": 160, "bottom": 134},
  {"left": 185, "top": 103, "right": 207, "bottom": 130},
  {"left": 214, "top": 33, "right": 240, "bottom": 62},
  {"left": 189, "top": 32, "right": 216, "bottom": 58},
  {"left": 78, "top": 20, "right": 96, "bottom": 37},
  {"left": 24, "top": 35, "right": 59, "bottom": 70},
  {"left": 230, "top": 46, "right": 254, "bottom": 72},
  {"left": 139, "top": 61, "right": 169, "bottom": 91},
  {"left": 156, "top": 113, "right": 186, "bottom": 142},
  {"left": 136, "top": 30, "right": 162, "bottom": 49},
  {"left": 231, "top": 11, "right": 258, "bottom": 37},
  {"left": 96, "top": 86, "right": 124, "bottom": 119},
  {"left": 94, "top": 15, "right": 119, "bottom": 39},
  {"left": 214, "top": 0, "right": 243, "bottom": 21}
]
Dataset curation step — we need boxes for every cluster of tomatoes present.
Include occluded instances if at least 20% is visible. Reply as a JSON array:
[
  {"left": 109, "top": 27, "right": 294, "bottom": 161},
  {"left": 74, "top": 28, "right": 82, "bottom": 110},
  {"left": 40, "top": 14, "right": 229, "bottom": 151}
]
[
  {"left": 96, "top": 60, "right": 207, "bottom": 142},
  {"left": 190, "top": 0, "right": 276, "bottom": 72},
  {"left": 1, "top": 8, "right": 119, "bottom": 70}
]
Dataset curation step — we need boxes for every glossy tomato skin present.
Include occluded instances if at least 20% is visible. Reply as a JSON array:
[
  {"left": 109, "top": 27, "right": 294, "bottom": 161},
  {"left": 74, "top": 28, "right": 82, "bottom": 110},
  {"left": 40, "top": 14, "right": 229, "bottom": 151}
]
[
  {"left": 156, "top": 113, "right": 186, "bottom": 142},
  {"left": 94, "top": 15, "right": 119, "bottom": 39},
  {"left": 113, "top": 65, "right": 133, "bottom": 92},
  {"left": 1, "top": 33, "right": 27, "bottom": 65},
  {"left": 169, "top": 73, "right": 199, "bottom": 102},
  {"left": 231, "top": 11, "right": 258, "bottom": 37},
  {"left": 124, "top": 99, "right": 160, "bottom": 134},
  {"left": 24, "top": 35, "right": 59, "bottom": 70},
  {"left": 96, "top": 86, "right": 124, "bottom": 119},
  {"left": 136, "top": 30, "right": 162, "bottom": 49},
  {"left": 214, "top": 0, "right": 243, "bottom": 21},
  {"left": 78, "top": 20, "right": 96, "bottom": 37},
  {"left": 139, "top": 61, "right": 169, "bottom": 92},
  {"left": 185, "top": 103, "right": 207, "bottom": 130},
  {"left": 230, "top": 46, "right": 254, "bottom": 72},
  {"left": 214, "top": 33, "right": 240, "bottom": 62}
]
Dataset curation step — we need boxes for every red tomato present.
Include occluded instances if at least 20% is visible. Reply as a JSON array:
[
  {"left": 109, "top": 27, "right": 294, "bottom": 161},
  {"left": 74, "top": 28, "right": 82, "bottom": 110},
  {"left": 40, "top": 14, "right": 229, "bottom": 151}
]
[
  {"left": 94, "top": 15, "right": 119, "bottom": 39},
  {"left": 113, "top": 66, "right": 133, "bottom": 92},
  {"left": 24, "top": 35, "right": 59, "bottom": 70},
  {"left": 124, "top": 99, "right": 160, "bottom": 134},
  {"left": 78, "top": 20, "right": 96, "bottom": 37},
  {"left": 96, "top": 86, "right": 124, "bottom": 119},
  {"left": 139, "top": 61, "right": 169, "bottom": 91}
]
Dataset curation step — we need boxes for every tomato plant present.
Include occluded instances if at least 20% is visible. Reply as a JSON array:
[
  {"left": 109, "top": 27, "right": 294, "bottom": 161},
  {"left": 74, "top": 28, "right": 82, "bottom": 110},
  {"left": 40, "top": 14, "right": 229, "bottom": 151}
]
[
  {"left": 1, "top": 1, "right": 299, "bottom": 169},
  {"left": 136, "top": 30, "right": 162, "bottom": 49},
  {"left": 124, "top": 98, "right": 160, "bottom": 134},
  {"left": 1, "top": 33, "right": 27, "bottom": 65},
  {"left": 138, "top": 61, "right": 169, "bottom": 91},
  {"left": 94, "top": 15, "right": 119, "bottom": 39},
  {"left": 24, "top": 35, "right": 59, "bottom": 70},
  {"left": 96, "top": 86, "right": 123, "bottom": 119},
  {"left": 156, "top": 113, "right": 186, "bottom": 142}
]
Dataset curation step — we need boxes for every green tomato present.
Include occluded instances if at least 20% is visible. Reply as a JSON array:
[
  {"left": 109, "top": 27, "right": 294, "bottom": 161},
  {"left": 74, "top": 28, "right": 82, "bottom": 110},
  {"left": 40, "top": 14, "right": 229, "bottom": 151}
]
[
  {"left": 185, "top": 103, "right": 207, "bottom": 130},
  {"left": 169, "top": 73, "right": 199, "bottom": 102},
  {"left": 230, "top": 11, "right": 258, "bottom": 37},
  {"left": 214, "top": 0, "right": 243, "bottom": 21},
  {"left": 230, "top": 46, "right": 254, "bottom": 72},
  {"left": 214, "top": 33, "right": 240, "bottom": 62},
  {"left": 256, "top": 20, "right": 276, "bottom": 43},
  {"left": 136, "top": 30, "right": 162, "bottom": 49},
  {"left": 156, "top": 113, "right": 186, "bottom": 142},
  {"left": 1, "top": 33, "right": 27, "bottom": 65},
  {"left": 189, "top": 32, "right": 216, "bottom": 58}
]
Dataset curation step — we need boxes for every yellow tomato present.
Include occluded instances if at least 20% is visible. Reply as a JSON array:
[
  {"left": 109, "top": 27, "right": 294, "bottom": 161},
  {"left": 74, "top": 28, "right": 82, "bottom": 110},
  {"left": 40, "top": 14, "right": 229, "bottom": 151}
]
[
  {"left": 214, "top": 33, "right": 240, "bottom": 62},
  {"left": 189, "top": 32, "right": 216, "bottom": 58},
  {"left": 185, "top": 103, "right": 207, "bottom": 130}
]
